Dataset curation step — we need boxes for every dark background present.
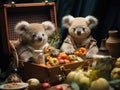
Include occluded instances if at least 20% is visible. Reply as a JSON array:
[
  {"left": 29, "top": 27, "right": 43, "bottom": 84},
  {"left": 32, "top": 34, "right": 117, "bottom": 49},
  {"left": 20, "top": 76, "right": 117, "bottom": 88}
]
[{"left": 0, "top": 0, "right": 120, "bottom": 71}]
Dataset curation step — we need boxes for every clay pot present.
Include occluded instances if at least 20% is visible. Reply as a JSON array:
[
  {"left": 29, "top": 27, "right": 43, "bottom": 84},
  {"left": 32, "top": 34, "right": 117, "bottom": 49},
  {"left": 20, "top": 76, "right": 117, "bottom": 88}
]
[
  {"left": 106, "top": 30, "right": 120, "bottom": 58},
  {"left": 98, "top": 39, "right": 109, "bottom": 55}
]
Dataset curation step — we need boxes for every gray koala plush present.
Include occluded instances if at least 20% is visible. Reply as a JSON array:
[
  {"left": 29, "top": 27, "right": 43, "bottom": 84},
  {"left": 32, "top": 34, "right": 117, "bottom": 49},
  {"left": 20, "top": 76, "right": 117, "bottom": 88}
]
[
  {"left": 60, "top": 15, "right": 99, "bottom": 58},
  {"left": 14, "top": 21, "right": 55, "bottom": 62}
]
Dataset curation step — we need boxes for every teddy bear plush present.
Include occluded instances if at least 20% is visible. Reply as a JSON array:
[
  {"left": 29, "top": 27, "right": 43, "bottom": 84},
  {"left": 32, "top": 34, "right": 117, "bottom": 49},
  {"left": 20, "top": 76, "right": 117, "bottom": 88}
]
[
  {"left": 14, "top": 21, "right": 55, "bottom": 62},
  {"left": 60, "top": 15, "right": 99, "bottom": 58}
]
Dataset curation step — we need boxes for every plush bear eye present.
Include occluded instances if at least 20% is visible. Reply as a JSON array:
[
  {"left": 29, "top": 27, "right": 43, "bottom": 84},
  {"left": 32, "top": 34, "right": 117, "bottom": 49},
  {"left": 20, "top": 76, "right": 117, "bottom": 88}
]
[
  {"left": 73, "top": 28, "right": 76, "bottom": 31},
  {"left": 32, "top": 33, "right": 36, "bottom": 37},
  {"left": 42, "top": 34, "right": 44, "bottom": 36},
  {"left": 82, "top": 27, "right": 85, "bottom": 31}
]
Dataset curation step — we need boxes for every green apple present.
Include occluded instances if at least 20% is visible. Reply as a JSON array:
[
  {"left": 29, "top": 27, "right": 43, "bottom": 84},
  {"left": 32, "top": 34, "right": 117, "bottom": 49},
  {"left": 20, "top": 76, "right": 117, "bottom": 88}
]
[
  {"left": 68, "top": 55, "right": 78, "bottom": 61},
  {"left": 27, "top": 78, "right": 40, "bottom": 89}
]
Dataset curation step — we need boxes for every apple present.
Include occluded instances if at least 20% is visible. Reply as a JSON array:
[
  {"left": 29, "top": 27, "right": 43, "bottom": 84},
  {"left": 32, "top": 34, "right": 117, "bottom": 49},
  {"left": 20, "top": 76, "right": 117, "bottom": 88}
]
[
  {"left": 41, "top": 82, "right": 51, "bottom": 90},
  {"left": 59, "top": 59, "right": 66, "bottom": 64},
  {"left": 27, "top": 78, "right": 40, "bottom": 86},
  {"left": 27, "top": 78, "right": 40, "bottom": 89},
  {"left": 55, "top": 85, "right": 63, "bottom": 90},
  {"left": 58, "top": 52, "right": 68, "bottom": 59},
  {"left": 49, "top": 58, "right": 59, "bottom": 66}
]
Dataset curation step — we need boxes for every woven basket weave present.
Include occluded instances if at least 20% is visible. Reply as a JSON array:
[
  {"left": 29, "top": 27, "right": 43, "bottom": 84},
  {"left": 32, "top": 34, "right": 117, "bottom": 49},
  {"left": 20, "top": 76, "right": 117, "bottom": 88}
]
[{"left": 9, "top": 40, "right": 20, "bottom": 68}]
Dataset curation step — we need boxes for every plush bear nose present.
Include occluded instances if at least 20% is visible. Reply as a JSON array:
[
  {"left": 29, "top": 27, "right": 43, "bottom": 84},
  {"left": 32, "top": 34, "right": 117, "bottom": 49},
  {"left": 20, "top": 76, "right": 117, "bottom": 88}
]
[
  {"left": 77, "top": 30, "right": 81, "bottom": 35},
  {"left": 38, "top": 37, "right": 42, "bottom": 41}
]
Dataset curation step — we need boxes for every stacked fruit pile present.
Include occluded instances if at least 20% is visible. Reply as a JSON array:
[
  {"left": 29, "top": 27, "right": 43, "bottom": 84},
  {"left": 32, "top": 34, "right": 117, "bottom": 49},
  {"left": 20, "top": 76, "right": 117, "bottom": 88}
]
[
  {"left": 27, "top": 78, "right": 73, "bottom": 90},
  {"left": 27, "top": 55, "right": 120, "bottom": 90},
  {"left": 38, "top": 47, "right": 87, "bottom": 67},
  {"left": 64, "top": 56, "right": 120, "bottom": 90},
  {"left": 66, "top": 64, "right": 110, "bottom": 90},
  {"left": 111, "top": 57, "right": 120, "bottom": 79}
]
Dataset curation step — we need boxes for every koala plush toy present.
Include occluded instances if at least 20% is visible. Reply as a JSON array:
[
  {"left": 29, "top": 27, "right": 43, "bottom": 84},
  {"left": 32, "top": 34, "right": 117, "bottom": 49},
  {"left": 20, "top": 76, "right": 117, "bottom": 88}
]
[
  {"left": 14, "top": 21, "right": 55, "bottom": 62},
  {"left": 60, "top": 15, "right": 99, "bottom": 58}
]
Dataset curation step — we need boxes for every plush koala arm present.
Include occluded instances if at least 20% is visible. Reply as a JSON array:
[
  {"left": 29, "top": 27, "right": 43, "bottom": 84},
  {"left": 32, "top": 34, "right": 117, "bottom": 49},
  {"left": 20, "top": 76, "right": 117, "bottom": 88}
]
[
  {"left": 14, "top": 21, "right": 29, "bottom": 35},
  {"left": 62, "top": 15, "right": 74, "bottom": 28},
  {"left": 19, "top": 51, "right": 35, "bottom": 62},
  {"left": 86, "top": 46, "right": 99, "bottom": 58},
  {"left": 60, "top": 42, "right": 75, "bottom": 54},
  {"left": 42, "top": 21, "right": 55, "bottom": 37},
  {"left": 85, "top": 16, "right": 98, "bottom": 29}
]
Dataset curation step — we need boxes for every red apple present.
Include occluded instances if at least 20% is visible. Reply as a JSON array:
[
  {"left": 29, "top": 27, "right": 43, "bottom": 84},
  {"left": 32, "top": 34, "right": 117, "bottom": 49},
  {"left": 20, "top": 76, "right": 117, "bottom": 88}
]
[
  {"left": 41, "top": 82, "right": 51, "bottom": 90},
  {"left": 59, "top": 59, "right": 66, "bottom": 64},
  {"left": 55, "top": 85, "right": 63, "bottom": 90}
]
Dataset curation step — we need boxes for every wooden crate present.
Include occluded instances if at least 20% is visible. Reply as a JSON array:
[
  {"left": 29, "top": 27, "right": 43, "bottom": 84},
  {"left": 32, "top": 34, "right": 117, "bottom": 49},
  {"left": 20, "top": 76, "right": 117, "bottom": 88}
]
[
  {"left": 22, "top": 61, "right": 84, "bottom": 85},
  {"left": 21, "top": 59, "right": 92, "bottom": 85}
]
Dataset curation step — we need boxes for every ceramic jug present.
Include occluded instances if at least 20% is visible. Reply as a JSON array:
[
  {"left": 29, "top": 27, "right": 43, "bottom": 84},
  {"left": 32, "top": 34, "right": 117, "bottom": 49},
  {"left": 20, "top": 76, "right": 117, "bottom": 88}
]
[
  {"left": 106, "top": 30, "right": 120, "bottom": 58},
  {"left": 98, "top": 39, "right": 109, "bottom": 55}
]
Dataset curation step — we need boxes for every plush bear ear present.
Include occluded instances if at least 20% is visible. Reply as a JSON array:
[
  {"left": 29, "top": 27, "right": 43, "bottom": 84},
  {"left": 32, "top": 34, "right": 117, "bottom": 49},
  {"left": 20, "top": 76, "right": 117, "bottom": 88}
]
[
  {"left": 85, "top": 16, "right": 98, "bottom": 29},
  {"left": 42, "top": 21, "right": 55, "bottom": 36},
  {"left": 14, "top": 21, "right": 29, "bottom": 35},
  {"left": 62, "top": 15, "right": 74, "bottom": 28}
]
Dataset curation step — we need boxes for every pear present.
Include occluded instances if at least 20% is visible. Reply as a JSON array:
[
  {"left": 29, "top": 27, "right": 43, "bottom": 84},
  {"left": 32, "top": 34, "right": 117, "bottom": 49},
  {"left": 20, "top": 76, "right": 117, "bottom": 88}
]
[
  {"left": 115, "top": 57, "right": 120, "bottom": 67},
  {"left": 73, "top": 70, "right": 84, "bottom": 83},
  {"left": 111, "top": 67, "right": 120, "bottom": 79},
  {"left": 90, "top": 78, "right": 109, "bottom": 90},
  {"left": 117, "top": 57, "right": 120, "bottom": 62},
  {"left": 66, "top": 71, "right": 77, "bottom": 82},
  {"left": 78, "top": 76, "right": 90, "bottom": 86}
]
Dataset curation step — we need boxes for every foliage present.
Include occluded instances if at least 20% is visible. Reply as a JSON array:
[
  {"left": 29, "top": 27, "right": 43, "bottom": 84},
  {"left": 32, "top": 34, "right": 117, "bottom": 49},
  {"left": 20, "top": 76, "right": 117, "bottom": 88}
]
[{"left": 48, "top": 30, "right": 61, "bottom": 49}]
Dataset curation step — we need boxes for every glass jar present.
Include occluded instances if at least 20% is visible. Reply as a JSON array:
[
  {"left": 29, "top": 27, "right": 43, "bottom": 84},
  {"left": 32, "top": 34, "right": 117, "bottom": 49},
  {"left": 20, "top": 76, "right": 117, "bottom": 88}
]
[{"left": 34, "top": 50, "right": 45, "bottom": 64}]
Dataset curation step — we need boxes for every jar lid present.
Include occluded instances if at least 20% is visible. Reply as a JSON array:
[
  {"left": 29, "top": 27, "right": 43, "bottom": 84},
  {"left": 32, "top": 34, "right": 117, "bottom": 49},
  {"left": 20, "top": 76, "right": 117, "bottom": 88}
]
[
  {"left": 109, "top": 30, "right": 118, "bottom": 33},
  {"left": 34, "top": 50, "right": 43, "bottom": 53}
]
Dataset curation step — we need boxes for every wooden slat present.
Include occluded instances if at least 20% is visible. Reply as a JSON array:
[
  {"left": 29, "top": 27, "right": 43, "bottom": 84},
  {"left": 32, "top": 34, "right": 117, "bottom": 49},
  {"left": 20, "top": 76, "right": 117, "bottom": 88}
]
[{"left": 3, "top": 2, "right": 55, "bottom": 8}]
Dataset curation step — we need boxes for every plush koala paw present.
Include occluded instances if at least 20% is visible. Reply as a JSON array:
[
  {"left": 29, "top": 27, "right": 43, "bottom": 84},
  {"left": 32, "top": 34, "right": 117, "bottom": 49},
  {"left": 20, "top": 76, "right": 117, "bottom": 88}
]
[
  {"left": 86, "top": 53, "right": 95, "bottom": 59},
  {"left": 28, "top": 57, "right": 35, "bottom": 63},
  {"left": 64, "top": 49, "right": 75, "bottom": 54}
]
